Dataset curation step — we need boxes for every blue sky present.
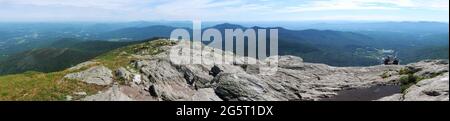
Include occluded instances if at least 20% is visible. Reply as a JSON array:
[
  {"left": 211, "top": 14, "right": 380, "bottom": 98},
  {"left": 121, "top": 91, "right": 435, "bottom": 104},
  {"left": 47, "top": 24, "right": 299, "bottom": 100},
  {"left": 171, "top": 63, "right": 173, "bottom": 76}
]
[{"left": 0, "top": 0, "right": 448, "bottom": 22}]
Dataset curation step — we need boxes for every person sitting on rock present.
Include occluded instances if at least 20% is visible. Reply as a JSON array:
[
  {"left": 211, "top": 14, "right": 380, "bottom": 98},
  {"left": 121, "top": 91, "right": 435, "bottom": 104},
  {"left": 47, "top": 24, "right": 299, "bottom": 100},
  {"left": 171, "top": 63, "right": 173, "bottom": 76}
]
[
  {"left": 393, "top": 58, "right": 399, "bottom": 65},
  {"left": 384, "top": 57, "right": 390, "bottom": 65},
  {"left": 383, "top": 55, "right": 400, "bottom": 65}
]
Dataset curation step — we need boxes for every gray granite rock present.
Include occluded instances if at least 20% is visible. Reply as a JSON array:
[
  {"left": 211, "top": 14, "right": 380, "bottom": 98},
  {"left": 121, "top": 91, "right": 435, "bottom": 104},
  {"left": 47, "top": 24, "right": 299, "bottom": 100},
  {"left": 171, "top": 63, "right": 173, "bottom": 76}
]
[{"left": 65, "top": 66, "right": 113, "bottom": 86}]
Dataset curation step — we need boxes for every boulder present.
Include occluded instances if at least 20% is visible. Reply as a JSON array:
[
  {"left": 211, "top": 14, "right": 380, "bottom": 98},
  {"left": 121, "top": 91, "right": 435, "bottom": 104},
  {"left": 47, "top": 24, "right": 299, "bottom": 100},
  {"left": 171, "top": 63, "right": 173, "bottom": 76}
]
[
  {"left": 138, "top": 59, "right": 196, "bottom": 101},
  {"left": 132, "top": 74, "right": 142, "bottom": 84},
  {"left": 213, "top": 73, "right": 266, "bottom": 101},
  {"left": 116, "top": 67, "right": 132, "bottom": 81}
]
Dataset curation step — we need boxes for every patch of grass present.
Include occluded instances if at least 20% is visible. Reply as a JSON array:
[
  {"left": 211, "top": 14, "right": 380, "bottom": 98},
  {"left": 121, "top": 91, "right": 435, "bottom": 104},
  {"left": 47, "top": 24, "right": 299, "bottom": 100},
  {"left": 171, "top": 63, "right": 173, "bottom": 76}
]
[
  {"left": 115, "top": 77, "right": 127, "bottom": 85},
  {"left": 0, "top": 70, "right": 104, "bottom": 101},
  {"left": 429, "top": 72, "right": 442, "bottom": 78},
  {"left": 398, "top": 67, "right": 425, "bottom": 75},
  {"left": 398, "top": 68, "right": 414, "bottom": 75},
  {"left": 380, "top": 71, "right": 390, "bottom": 79},
  {"left": 397, "top": 66, "right": 445, "bottom": 93},
  {"left": 399, "top": 74, "right": 425, "bottom": 93}
]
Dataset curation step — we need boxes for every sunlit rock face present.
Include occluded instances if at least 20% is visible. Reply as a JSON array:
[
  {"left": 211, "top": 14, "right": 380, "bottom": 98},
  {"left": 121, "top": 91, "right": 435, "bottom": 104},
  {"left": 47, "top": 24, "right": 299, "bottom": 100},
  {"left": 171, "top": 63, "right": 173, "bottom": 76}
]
[{"left": 65, "top": 40, "right": 447, "bottom": 101}]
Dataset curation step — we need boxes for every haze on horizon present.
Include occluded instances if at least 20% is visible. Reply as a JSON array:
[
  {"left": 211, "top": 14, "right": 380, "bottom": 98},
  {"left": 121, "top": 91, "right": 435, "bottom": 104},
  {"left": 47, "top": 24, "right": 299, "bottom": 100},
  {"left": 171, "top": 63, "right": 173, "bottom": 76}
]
[{"left": 0, "top": 0, "right": 449, "bottom": 22}]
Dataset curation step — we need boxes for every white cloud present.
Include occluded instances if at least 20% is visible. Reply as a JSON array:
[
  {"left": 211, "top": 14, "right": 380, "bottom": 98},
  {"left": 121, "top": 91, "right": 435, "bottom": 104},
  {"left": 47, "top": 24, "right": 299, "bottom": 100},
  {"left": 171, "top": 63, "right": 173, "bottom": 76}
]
[
  {"left": 0, "top": 0, "right": 447, "bottom": 22},
  {"left": 147, "top": 0, "right": 245, "bottom": 20},
  {"left": 418, "top": 0, "right": 449, "bottom": 11},
  {"left": 281, "top": 0, "right": 396, "bottom": 13},
  {"left": 0, "top": 0, "right": 145, "bottom": 10},
  {"left": 0, "top": 0, "right": 158, "bottom": 21},
  {"left": 279, "top": 0, "right": 449, "bottom": 13}
]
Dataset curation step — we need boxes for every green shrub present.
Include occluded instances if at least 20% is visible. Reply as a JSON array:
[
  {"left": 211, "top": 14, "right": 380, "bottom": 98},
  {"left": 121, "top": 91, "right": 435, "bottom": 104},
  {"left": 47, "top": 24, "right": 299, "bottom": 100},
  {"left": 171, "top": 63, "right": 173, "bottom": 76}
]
[
  {"left": 380, "top": 71, "right": 390, "bottom": 79},
  {"left": 399, "top": 74, "right": 425, "bottom": 93},
  {"left": 399, "top": 68, "right": 413, "bottom": 75}
]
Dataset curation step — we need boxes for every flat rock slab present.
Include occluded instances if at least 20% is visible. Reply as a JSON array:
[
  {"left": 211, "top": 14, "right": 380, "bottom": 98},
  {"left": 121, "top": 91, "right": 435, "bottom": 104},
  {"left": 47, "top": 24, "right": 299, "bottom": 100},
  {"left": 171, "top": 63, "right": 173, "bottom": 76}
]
[
  {"left": 67, "top": 61, "right": 99, "bottom": 71},
  {"left": 65, "top": 65, "right": 113, "bottom": 86},
  {"left": 82, "top": 85, "right": 133, "bottom": 101}
]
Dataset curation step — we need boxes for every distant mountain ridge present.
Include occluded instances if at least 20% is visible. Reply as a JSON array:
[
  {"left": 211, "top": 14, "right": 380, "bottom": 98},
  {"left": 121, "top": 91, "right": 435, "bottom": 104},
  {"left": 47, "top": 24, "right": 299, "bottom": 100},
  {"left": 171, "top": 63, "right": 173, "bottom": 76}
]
[
  {"left": 236, "top": 21, "right": 449, "bottom": 34},
  {"left": 95, "top": 23, "right": 448, "bottom": 66},
  {"left": 0, "top": 39, "right": 140, "bottom": 75},
  {"left": 191, "top": 23, "right": 382, "bottom": 66},
  {"left": 96, "top": 25, "right": 178, "bottom": 41}
]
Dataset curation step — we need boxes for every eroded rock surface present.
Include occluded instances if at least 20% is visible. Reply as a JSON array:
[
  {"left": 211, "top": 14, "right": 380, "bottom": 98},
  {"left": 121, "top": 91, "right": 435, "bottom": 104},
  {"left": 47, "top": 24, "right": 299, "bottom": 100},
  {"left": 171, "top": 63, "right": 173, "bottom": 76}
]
[
  {"left": 82, "top": 85, "right": 134, "bottom": 101},
  {"left": 65, "top": 66, "right": 113, "bottom": 86},
  {"left": 378, "top": 60, "right": 449, "bottom": 101},
  {"left": 66, "top": 40, "right": 448, "bottom": 101},
  {"left": 380, "top": 72, "right": 449, "bottom": 101}
]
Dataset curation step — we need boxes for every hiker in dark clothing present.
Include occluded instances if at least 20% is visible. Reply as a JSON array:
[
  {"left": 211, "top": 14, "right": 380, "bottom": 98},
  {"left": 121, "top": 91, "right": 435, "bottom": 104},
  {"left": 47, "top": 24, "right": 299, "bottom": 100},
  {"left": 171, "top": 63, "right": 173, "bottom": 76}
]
[
  {"left": 383, "top": 55, "right": 400, "bottom": 65},
  {"left": 393, "top": 59, "right": 399, "bottom": 65},
  {"left": 384, "top": 57, "right": 390, "bottom": 65}
]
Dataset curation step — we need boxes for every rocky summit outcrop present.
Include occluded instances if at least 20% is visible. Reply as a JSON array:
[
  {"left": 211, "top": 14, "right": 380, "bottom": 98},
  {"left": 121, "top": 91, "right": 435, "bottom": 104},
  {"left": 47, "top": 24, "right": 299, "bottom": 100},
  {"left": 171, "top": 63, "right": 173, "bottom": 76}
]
[
  {"left": 405, "top": 60, "right": 449, "bottom": 79},
  {"left": 403, "top": 73, "right": 449, "bottom": 101},
  {"left": 64, "top": 40, "right": 449, "bottom": 101},
  {"left": 378, "top": 60, "right": 449, "bottom": 101}
]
